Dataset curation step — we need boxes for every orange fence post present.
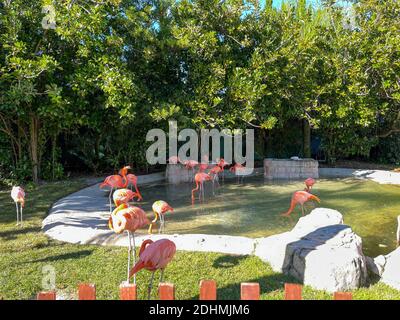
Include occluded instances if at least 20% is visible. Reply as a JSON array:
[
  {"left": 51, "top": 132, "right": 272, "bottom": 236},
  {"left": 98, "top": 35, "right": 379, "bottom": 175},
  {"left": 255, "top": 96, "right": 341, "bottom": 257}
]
[
  {"left": 199, "top": 280, "right": 217, "bottom": 300},
  {"left": 240, "top": 283, "right": 260, "bottom": 300},
  {"left": 78, "top": 283, "right": 96, "bottom": 300},
  {"left": 284, "top": 283, "right": 302, "bottom": 300},
  {"left": 120, "top": 283, "right": 137, "bottom": 300},
  {"left": 333, "top": 292, "right": 353, "bottom": 300},
  {"left": 37, "top": 291, "right": 56, "bottom": 300},
  {"left": 159, "top": 283, "right": 175, "bottom": 300}
]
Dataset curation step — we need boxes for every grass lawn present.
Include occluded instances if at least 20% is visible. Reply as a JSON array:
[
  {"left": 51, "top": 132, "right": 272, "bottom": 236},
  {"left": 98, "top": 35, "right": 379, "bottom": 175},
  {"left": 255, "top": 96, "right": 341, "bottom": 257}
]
[{"left": 0, "top": 180, "right": 399, "bottom": 300}]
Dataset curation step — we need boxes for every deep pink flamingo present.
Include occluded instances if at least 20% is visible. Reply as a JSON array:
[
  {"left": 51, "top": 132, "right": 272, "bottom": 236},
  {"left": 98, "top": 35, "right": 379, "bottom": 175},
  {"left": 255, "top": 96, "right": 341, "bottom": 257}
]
[
  {"left": 126, "top": 173, "right": 143, "bottom": 201},
  {"left": 11, "top": 186, "right": 25, "bottom": 226},
  {"left": 281, "top": 191, "right": 320, "bottom": 217},
  {"left": 192, "top": 172, "right": 212, "bottom": 204},
  {"left": 100, "top": 166, "right": 130, "bottom": 212},
  {"left": 148, "top": 200, "right": 174, "bottom": 234},
  {"left": 129, "top": 239, "right": 176, "bottom": 299},
  {"left": 108, "top": 203, "right": 149, "bottom": 283}
]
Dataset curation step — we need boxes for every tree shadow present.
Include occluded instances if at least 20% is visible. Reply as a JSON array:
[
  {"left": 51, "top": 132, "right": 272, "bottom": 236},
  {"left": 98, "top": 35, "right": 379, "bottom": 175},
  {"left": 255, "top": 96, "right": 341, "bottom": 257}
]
[
  {"left": 212, "top": 255, "right": 247, "bottom": 269},
  {"left": 22, "top": 249, "right": 93, "bottom": 264},
  {"left": 0, "top": 226, "right": 41, "bottom": 241}
]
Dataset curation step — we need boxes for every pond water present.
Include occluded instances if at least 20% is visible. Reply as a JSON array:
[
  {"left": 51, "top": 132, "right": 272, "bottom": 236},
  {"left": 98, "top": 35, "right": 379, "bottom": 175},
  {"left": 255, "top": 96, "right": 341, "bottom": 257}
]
[{"left": 137, "top": 175, "right": 400, "bottom": 257}]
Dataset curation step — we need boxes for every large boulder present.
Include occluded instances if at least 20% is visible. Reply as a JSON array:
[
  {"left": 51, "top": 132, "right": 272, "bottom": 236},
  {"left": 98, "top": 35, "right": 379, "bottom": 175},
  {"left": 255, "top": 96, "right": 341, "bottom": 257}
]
[
  {"left": 378, "top": 248, "right": 400, "bottom": 290},
  {"left": 254, "top": 208, "right": 367, "bottom": 292}
]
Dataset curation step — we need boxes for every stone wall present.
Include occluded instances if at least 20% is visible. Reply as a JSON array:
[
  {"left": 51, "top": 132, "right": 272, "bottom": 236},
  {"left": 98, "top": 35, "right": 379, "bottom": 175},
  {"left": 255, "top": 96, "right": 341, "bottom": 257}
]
[{"left": 264, "top": 158, "right": 319, "bottom": 179}]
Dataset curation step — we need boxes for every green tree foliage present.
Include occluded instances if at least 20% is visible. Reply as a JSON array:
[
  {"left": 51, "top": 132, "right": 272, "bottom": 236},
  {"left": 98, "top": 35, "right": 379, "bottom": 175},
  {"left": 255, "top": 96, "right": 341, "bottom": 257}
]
[{"left": 0, "top": 0, "right": 399, "bottom": 183}]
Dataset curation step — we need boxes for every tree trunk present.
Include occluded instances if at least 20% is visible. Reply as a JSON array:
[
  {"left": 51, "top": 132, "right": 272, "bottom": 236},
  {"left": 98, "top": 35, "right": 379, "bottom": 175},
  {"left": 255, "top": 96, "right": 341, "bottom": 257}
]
[
  {"left": 29, "top": 115, "right": 40, "bottom": 184},
  {"left": 303, "top": 119, "right": 311, "bottom": 158}
]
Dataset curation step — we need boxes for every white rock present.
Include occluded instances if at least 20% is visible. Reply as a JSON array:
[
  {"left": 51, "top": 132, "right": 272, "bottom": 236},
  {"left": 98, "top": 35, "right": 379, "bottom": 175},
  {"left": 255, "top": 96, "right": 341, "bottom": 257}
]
[
  {"left": 380, "top": 247, "right": 400, "bottom": 290},
  {"left": 255, "top": 208, "right": 367, "bottom": 292}
]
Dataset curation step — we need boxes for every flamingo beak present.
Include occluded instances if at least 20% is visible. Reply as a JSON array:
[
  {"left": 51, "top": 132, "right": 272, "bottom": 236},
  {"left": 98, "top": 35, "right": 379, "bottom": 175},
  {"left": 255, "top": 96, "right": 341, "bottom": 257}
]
[{"left": 310, "top": 195, "right": 321, "bottom": 203}]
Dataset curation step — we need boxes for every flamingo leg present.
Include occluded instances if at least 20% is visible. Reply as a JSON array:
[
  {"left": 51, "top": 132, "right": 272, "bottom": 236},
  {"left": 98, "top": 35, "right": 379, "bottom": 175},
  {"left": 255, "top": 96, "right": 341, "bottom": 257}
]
[
  {"left": 15, "top": 202, "right": 19, "bottom": 226},
  {"left": 131, "top": 232, "right": 136, "bottom": 285},
  {"left": 108, "top": 188, "right": 113, "bottom": 213},
  {"left": 20, "top": 204, "right": 23, "bottom": 224},
  {"left": 127, "top": 231, "right": 132, "bottom": 283},
  {"left": 301, "top": 204, "right": 305, "bottom": 216},
  {"left": 147, "top": 271, "right": 155, "bottom": 300},
  {"left": 159, "top": 269, "right": 165, "bottom": 283}
]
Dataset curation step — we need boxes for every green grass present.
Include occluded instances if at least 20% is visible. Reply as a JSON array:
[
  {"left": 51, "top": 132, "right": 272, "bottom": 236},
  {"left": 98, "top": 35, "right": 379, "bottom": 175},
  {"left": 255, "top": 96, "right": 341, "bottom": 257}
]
[{"left": 0, "top": 180, "right": 399, "bottom": 300}]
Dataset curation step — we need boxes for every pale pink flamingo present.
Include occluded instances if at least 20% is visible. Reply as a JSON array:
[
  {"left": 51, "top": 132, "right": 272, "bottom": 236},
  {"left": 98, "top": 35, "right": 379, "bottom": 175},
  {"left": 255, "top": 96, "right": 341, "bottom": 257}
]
[
  {"left": 230, "top": 163, "right": 247, "bottom": 183},
  {"left": 100, "top": 166, "right": 130, "bottom": 212},
  {"left": 113, "top": 188, "right": 140, "bottom": 207},
  {"left": 183, "top": 159, "right": 198, "bottom": 181},
  {"left": 209, "top": 165, "right": 223, "bottom": 188},
  {"left": 148, "top": 200, "right": 174, "bottom": 234},
  {"left": 192, "top": 172, "right": 212, "bottom": 204},
  {"left": 168, "top": 156, "right": 181, "bottom": 164},
  {"left": 281, "top": 191, "right": 321, "bottom": 217},
  {"left": 304, "top": 178, "right": 316, "bottom": 193},
  {"left": 129, "top": 239, "right": 176, "bottom": 299},
  {"left": 11, "top": 186, "right": 25, "bottom": 226},
  {"left": 217, "top": 158, "right": 229, "bottom": 181},
  {"left": 126, "top": 173, "right": 143, "bottom": 201},
  {"left": 108, "top": 203, "right": 150, "bottom": 283}
]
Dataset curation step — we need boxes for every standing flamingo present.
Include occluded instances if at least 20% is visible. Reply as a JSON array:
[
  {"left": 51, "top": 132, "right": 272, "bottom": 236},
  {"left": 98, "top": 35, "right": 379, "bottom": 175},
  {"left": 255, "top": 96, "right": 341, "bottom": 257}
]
[
  {"left": 100, "top": 166, "right": 130, "bottom": 212},
  {"left": 230, "top": 163, "right": 247, "bottom": 183},
  {"left": 217, "top": 158, "right": 229, "bottom": 181},
  {"left": 129, "top": 239, "right": 176, "bottom": 299},
  {"left": 148, "top": 200, "right": 174, "bottom": 234},
  {"left": 11, "top": 186, "right": 25, "bottom": 226},
  {"left": 304, "top": 178, "right": 316, "bottom": 193},
  {"left": 183, "top": 159, "right": 199, "bottom": 181},
  {"left": 281, "top": 191, "right": 320, "bottom": 217},
  {"left": 108, "top": 203, "right": 149, "bottom": 284},
  {"left": 126, "top": 173, "right": 143, "bottom": 201},
  {"left": 209, "top": 165, "right": 222, "bottom": 190},
  {"left": 192, "top": 172, "right": 212, "bottom": 204},
  {"left": 113, "top": 188, "right": 140, "bottom": 207},
  {"left": 168, "top": 156, "right": 181, "bottom": 164}
]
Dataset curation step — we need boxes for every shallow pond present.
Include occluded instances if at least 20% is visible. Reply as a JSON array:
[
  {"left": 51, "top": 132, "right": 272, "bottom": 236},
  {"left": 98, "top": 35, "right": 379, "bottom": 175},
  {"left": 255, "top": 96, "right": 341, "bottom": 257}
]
[{"left": 137, "top": 175, "right": 400, "bottom": 257}]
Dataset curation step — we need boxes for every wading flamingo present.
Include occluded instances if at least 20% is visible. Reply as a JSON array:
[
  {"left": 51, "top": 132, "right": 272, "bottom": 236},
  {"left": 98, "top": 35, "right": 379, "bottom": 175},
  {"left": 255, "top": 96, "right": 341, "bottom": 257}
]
[
  {"left": 108, "top": 203, "right": 149, "bottom": 284},
  {"left": 230, "top": 163, "right": 247, "bottom": 183},
  {"left": 113, "top": 188, "right": 140, "bottom": 207},
  {"left": 100, "top": 166, "right": 130, "bottom": 212},
  {"left": 168, "top": 156, "right": 181, "bottom": 164},
  {"left": 148, "top": 200, "right": 174, "bottom": 234},
  {"left": 11, "top": 186, "right": 25, "bottom": 226},
  {"left": 217, "top": 158, "right": 229, "bottom": 181},
  {"left": 281, "top": 191, "right": 320, "bottom": 217},
  {"left": 192, "top": 172, "right": 212, "bottom": 204},
  {"left": 129, "top": 239, "right": 176, "bottom": 299},
  {"left": 126, "top": 173, "right": 143, "bottom": 201},
  {"left": 304, "top": 178, "right": 316, "bottom": 193},
  {"left": 183, "top": 159, "right": 199, "bottom": 181},
  {"left": 209, "top": 165, "right": 222, "bottom": 189}
]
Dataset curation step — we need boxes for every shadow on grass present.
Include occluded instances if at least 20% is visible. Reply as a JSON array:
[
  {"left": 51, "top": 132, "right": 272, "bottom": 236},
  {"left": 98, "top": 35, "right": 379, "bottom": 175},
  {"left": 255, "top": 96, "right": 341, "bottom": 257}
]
[
  {"left": 22, "top": 249, "right": 94, "bottom": 264},
  {"left": 212, "top": 255, "right": 247, "bottom": 269},
  {"left": 0, "top": 226, "right": 41, "bottom": 240}
]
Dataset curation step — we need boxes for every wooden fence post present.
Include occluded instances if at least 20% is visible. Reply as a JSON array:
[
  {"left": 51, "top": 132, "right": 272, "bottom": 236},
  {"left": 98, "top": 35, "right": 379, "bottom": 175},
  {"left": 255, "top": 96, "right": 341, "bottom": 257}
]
[
  {"left": 333, "top": 292, "right": 353, "bottom": 300},
  {"left": 199, "top": 280, "right": 217, "bottom": 300},
  {"left": 37, "top": 291, "right": 56, "bottom": 300},
  {"left": 120, "top": 283, "right": 137, "bottom": 300},
  {"left": 159, "top": 283, "right": 175, "bottom": 300},
  {"left": 78, "top": 283, "right": 96, "bottom": 300},
  {"left": 284, "top": 283, "right": 302, "bottom": 300},
  {"left": 240, "top": 283, "right": 260, "bottom": 300}
]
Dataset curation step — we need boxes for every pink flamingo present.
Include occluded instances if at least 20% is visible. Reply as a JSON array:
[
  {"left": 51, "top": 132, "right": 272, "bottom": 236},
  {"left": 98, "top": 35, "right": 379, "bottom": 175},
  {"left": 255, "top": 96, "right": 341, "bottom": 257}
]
[
  {"left": 183, "top": 159, "right": 199, "bottom": 181},
  {"left": 304, "top": 178, "right": 316, "bottom": 193},
  {"left": 11, "top": 186, "right": 25, "bottom": 226},
  {"left": 100, "top": 166, "right": 130, "bottom": 212},
  {"left": 129, "top": 239, "right": 176, "bottom": 299},
  {"left": 126, "top": 173, "right": 143, "bottom": 201},
  {"left": 168, "top": 156, "right": 181, "bottom": 164},
  {"left": 192, "top": 172, "right": 212, "bottom": 204},
  {"left": 148, "top": 200, "right": 174, "bottom": 234},
  {"left": 108, "top": 203, "right": 150, "bottom": 283},
  {"left": 113, "top": 188, "right": 140, "bottom": 207},
  {"left": 217, "top": 158, "right": 229, "bottom": 181},
  {"left": 230, "top": 163, "right": 247, "bottom": 183},
  {"left": 281, "top": 191, "right": 321, "bottom": 217},
  {"left": 209, "top": 165, "right": 223, "bottom": 187}
]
